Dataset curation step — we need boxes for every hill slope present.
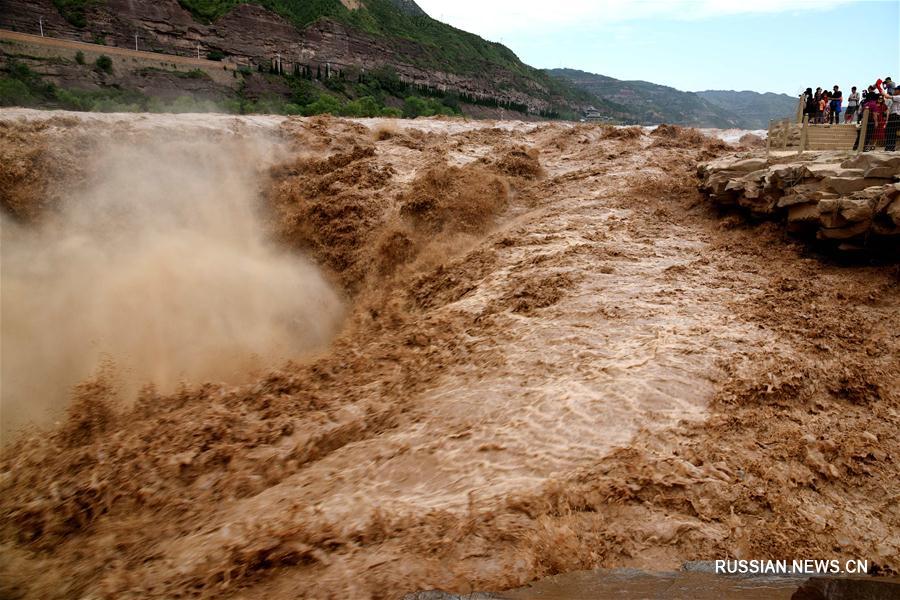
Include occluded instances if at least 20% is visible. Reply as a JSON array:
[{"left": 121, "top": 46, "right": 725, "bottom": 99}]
[
  {"left": 549, "top": 68, "right": 738, "bottom": 127},
  {"left": 1, "top": 1, "right": 797, "bottom": 124},
  {"left": 697, "top": 90, "right": 799, "bottom": 129},
  {"left": 549, "top": 68, "right": 795, "bottom": 128}
]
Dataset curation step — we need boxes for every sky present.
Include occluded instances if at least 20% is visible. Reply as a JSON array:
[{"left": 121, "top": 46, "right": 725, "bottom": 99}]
[{"left": 415, "top": 0, "right": 900, "bottom": 96}]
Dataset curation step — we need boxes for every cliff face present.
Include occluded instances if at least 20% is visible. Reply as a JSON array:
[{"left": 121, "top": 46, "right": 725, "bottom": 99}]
[{"left": 0, "top": 0, "right": 569, "bottom": 112}]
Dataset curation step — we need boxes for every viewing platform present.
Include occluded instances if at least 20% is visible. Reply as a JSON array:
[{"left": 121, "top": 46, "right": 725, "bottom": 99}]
[{"left": 766, "top": 98, "right": 886, "bottom": 155}]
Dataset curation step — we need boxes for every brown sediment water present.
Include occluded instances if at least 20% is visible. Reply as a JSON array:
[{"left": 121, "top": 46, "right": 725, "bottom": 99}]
[
  {"left": 0, "top": 110, "right": 897, "bottom": 600},
  {"left": 1, "top": 123, "right": 343, "bottom": 438}
]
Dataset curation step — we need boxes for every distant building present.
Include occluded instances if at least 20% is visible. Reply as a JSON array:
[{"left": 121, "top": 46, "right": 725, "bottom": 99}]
[{"left": 583, "top": 106, "right": 614, "bottom": 122}]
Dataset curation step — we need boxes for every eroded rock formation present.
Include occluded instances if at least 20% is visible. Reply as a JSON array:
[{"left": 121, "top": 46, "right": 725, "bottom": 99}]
[{"left": 698, "top": 152, "right": 900, "bottom": 249}]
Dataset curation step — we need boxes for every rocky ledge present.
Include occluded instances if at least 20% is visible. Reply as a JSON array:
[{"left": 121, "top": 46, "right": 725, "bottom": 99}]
[{"left": 697, "top": 152, "right": 900, "bottom": 251}]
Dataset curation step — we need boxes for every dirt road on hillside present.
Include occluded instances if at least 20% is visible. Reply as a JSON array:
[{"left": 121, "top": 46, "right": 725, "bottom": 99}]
[
  {"left": 0, "top": 111, "right": 897, "bottom": 599},
  {"left": 0, "top": 29, "right": 229, "bottom": 68}
]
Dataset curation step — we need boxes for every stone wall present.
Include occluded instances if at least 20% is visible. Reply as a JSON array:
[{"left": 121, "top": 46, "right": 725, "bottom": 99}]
[{"left": 697, "top": 152, "right": 900, "bottom": 250}]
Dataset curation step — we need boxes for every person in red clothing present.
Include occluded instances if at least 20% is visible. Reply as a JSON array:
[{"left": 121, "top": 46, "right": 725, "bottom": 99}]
[
  {"left": 873, "top": 95, "right": 888, "bottom": 145},
  {"left": 855, "top": 93, "right": 880, "bottom": 151}
]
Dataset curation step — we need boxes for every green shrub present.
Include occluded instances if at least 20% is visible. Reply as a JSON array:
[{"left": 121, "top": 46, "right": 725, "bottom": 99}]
[
  {"left": 341, "top": 95, "right": 381, "bottom": 117},
  {"left": 2, "top": 58, "right": 155, "bottom": 112},
  {"left": 8, "top": 60, "right": 34, "bottom": 80},
  {"left": 75, "top": 51, "right": 85, "bottom": 65},
  {"left": 2, "top": 60, "right": 55, "bottom": 104},
  {"left": 95, "top": 55, "right": 113, "bottom": 73},
  {"left": 0, "top": 78, "right": 35, "bottom": 106},
  {"left": 323, "top": 76, "right": 346, "bottom": 93},
  {"left": 287, "top": 77, "right": 318, "bottom": 105},
  {"left": 52, "top": 86, "right": 148, "bottom": 112},
  {"left": 379, "top": 106, "right": 402, "bottom": 118},
  {"left": 246, "top": 95, "right": 286, "bottom": 114},
  {"left": 92, "top": 97, "right": 141, "bottom": 113},
  {"left": 401, "top": 95, "right": 424, "bottom": 118},
  {"left": 52, "top": 87, "right": 91, "bottom": 110},
  {"left": 367, "top": 66, "right": 406, "bottom": 95},
  {"left": 401, "top": 95, "right": 459, "bottom": 118},
  {"left": 53, "top": 0, "right": 94, "bottom": 28},
  {"left": 168, "top": 95, "right": 218, "bottom": 113},
  {"left": 206, "top": 50, "right": 225, "bottom": 61},
  {"left": 301, "top": 94, "right": 343, "bottom": 116},
  {"left": 220, "top": 98, "right": 243, "bottom": 114}
]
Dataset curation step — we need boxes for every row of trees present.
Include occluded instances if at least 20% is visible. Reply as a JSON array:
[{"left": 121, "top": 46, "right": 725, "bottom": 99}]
[{"left": 257, "top": 58, "right": 535, "bottom": 115}]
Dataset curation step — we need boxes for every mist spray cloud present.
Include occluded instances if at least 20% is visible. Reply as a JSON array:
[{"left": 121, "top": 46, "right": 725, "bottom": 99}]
[{"left": 1, "top": 131, "right": 343, "bottom": 439}]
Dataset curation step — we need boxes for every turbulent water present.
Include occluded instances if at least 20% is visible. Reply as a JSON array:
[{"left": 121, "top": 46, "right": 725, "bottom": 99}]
[
  {"left": 1, "top": 125, "right": 343, "bottom": 437},
  {"left": 0, "top": 110, "right": 897, "bottom": 600}
]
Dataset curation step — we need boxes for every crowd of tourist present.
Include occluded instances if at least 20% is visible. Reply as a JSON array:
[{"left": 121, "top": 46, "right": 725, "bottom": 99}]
[{"left": 800, "top": 77, "right": 900, "bottom": 151}]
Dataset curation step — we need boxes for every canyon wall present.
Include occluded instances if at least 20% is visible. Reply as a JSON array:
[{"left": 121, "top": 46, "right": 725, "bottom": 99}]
[{"left": 0, "top": 0, "right": 558, "bottom": 111}]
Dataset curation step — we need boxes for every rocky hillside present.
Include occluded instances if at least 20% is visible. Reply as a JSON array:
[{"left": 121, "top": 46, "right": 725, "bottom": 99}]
[
  {"left": 0, "top": 0, "right": 591, "bottom": 116},
  {"left": 1, "top": 1, "right": 796, "bottom": 124},
  {"left": 550, "top": 68, "right": 796, "bottom": 128}
]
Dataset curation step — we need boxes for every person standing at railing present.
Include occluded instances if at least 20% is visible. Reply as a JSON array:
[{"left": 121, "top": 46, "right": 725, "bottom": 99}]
[
  {"left": 855, "top": 93, "right": 879, "bottom": 151},
  {"left": 845, "top": 87, "right": 859, "bottom": 123},
  {"left": 813, "top": 87, "right": 823, "bottom": 123},
  {"left": 859, "top": 85, "right": 877, "bottom": 123},
  {"left": 829, "top": 85, "right": 843, "bottom": 124},
  {"left": 803, "top": 87, "right": 817, "bottom": 121},
  {"left": 817, "top": 92, "right": 828, "bottom": 124},
  {"left": 883, "top": 85, "right": 900, "bottom": 151},
  {"left": 873, "top": 95, "right": 889, "bottom": 146},
  {"left": 884, "top": 77, "right": 896, "bottom": 114}
]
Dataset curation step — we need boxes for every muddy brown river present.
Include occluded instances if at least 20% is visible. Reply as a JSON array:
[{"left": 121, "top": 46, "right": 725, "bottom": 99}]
[{"left": 0, "top": 110, "right": 897, "bottom": 600}]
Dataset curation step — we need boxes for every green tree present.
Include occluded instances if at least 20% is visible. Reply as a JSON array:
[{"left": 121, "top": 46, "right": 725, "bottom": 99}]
[
  {"left": 287, "top": 78, "right": 318, "bottom": 106},
  {"left": 302, "top": 94, "right": 342, "bottom": 116},
  {"left": 341, "top": 95, "right": 381, "bottom": 117},
  {"left": 95, "top": 55, "right": 113, "bottom": 74},
  {"left": 402, "top": 95, "right": 429, "bottom": 118}
]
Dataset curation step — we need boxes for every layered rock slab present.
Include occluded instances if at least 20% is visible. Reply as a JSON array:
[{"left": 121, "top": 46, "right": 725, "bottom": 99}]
[{"left": 697, "top": 151, "right": 900, "bottom": 249}]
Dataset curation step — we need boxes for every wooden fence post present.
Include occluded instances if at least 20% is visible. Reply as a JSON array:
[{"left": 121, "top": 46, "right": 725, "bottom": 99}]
[
  {"left": 796, "top": 97, "right": 804, "bottom": 123},
  {"left": 857, "top": 108, "right": 870, "bottom": 154},
  {"left": 798, "top": 115, "right": 809, "bottom": 155}
]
